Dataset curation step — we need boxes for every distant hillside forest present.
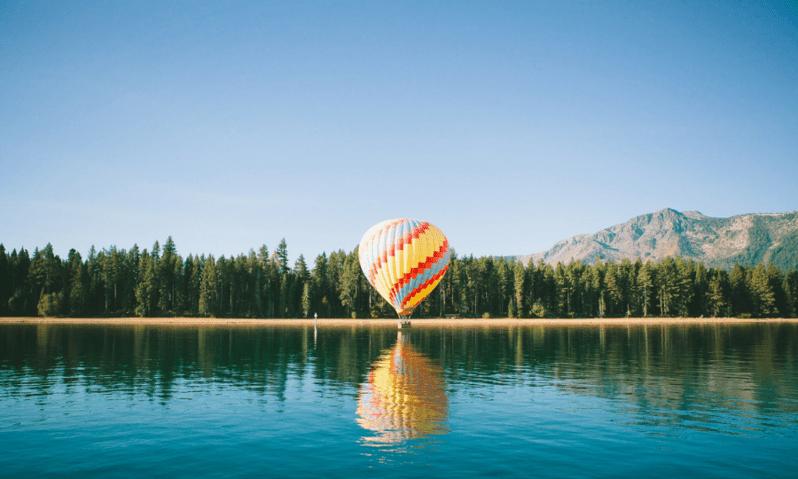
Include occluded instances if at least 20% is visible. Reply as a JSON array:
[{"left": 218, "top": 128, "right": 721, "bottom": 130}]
[{"left": 1, "top": 237, "right": 797, "bottom": 319}]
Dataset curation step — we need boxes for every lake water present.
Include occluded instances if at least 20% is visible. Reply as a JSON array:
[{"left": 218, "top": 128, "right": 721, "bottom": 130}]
[{"left": 1, "top": 322, "right": 797, "bottom": 478}]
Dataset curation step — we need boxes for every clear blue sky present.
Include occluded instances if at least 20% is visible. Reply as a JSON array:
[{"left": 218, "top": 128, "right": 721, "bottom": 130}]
[{"left": 2, "top": 0, "right": 797, "bottom": 263}]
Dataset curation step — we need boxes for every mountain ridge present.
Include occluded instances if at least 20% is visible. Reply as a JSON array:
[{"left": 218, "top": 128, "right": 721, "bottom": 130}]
[{"left": 517, "top": 208, "right": 798, "bottom": 270}]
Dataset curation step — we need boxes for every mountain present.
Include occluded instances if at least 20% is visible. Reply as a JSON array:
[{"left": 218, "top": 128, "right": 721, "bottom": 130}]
[{"left": 517, "top": 208, "right": 798, "bottom": 270}]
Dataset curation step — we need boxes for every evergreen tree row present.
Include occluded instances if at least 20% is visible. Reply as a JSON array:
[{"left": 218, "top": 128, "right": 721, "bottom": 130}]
[{"left": 1, "top": 238, "right": 796, "bottom": 319}]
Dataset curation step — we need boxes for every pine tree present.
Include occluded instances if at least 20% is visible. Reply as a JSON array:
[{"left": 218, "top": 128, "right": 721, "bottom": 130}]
[
  {"left": 183, "top": 255, "right": 195, "bottom": 315},
  {"left": 243, "top": 250, "right": 260, "bottom": 317},
  {"left": 102, "top": 246, "right": 121, "bottom": 314},
  {"left": 29, "top": 244, "right": 64, "bottom": 316},
  {"left": 172, "top": 254, "right": 185, "bottom": 315},
  {"left": 121, "top": 245, "right": 139, "bottom": 314},
  {"left": 692, "top": 262, "right": 708, "bottom": 316},
  {"left": 496, "top": 260, "right": 510, "bottom": 317},
  {"left": 619, "top": 258, "right": 635, "bottom": 316},
  {"left": 85, "top": 246, "right": 100, "bottom": 315},
  {"left": 29, "top": 244, "right": 61, "bottom": 298},
  {"left": 627, "top": 258, "right": 642, "bottom": 316},
  {"left": 135, "top": 250, "right": 157, "bottom": 317},
  {"left": 751, "top": 263, "right": 776, "bottom": 317},
  {"left": 7, "top": 248, "right": 31, "bottom": 315},
  {"left": 256, "top": 245, "right": 270, "bottom": 317},
  {"left": 706, "top": 270, "right": 728, "bottom": 317},
  {"left": 592, "top": 260, "right": 605, "bottom": 318},
  {"left": 449, "top": 255, "right": 467, "bottom": 316},
  {"left": 216, "top": 256, "right": 229, "bottom": 316},
  {"left": 566, "top": 261, "right": 586, "bottom": 317},
  {"left": 19, "top": 248, "right": 32, "bottom": 315},
  {"left": 604, "top": 262, "right": 622, "bottom": 317},
  {"left": 0, "top": 245, "right": 9, "bottom": 316},
  {"left": 225, "top": 256, "right": 240, "bottom": 317},
  {"left": 312, "top": 252, "right": 329, "bottom": 317},
  {"left": 157, "top": 237, "right": 177, "bottom": 314},
  {"left": 191, "top": 255, "right": 204, "bottom": 316},
  {"left": 66, "top": 249, "right": 85, "bottom": 316},
  {"left": 280, "top": 272, "right": 292, "bottom": 318},
  {"left": 340, "top": 249, "right": 361, "bottom": 318},
  {"left": 268, "top": 253, "right": 281, "bottom": 318},
  {"left": 327, "top": 250, "right": 346, "bottom": 318},
  {"left": 554, "top": 262, "right": 570, "bottom": 317},
  {"left": 275, "top": 239, "right": 289, "bottom": 276},
  {"left": 767, "top": 263, "right": 787, "bottom": 317},
  {"left": 783, "top": 270, "right": 798, "bottom": 318},
  {"left": 199, "top": 255, "right": 217, "bottom": 317},
  {"left": 513, "top": 260, "right": 526, "bottom": 318},
  {"left": 302, "top": 282, "right": 312, "bottom": 319},
  {"left": 729, "top": 264, "right": 749, "bottom": 316},
  {"left": 294, "top": 254, "right": 310, "bottom": 318},
  {"left": 26, "top": 247, "right": 44, "bottom": 315},
  {"left": 656, "top": 258, "right": 679, "bottom": 316}
]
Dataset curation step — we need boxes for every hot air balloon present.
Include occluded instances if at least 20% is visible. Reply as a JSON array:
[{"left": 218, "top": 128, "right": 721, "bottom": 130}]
[{"left": 358, "top": 219, "right": 450, "bottom": 317}]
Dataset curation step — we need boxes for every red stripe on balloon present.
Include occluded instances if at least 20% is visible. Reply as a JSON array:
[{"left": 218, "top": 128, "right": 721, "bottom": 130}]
[
  {"left": 387, "top": 238, "right": 449, "bottom": 302},
  {"left": 400, "top": 264, "right": 449, "bottom": 309}
]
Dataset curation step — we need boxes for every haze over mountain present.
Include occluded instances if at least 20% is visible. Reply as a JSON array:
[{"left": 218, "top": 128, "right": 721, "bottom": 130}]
[{"left": 518, "top": 209, "right": 798, "bottom": 271}]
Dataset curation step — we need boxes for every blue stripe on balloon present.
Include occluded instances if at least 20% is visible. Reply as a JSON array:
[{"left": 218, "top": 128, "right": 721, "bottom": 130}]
[{"left": 394, "top": 249, "right": 450, "bottom": 308}]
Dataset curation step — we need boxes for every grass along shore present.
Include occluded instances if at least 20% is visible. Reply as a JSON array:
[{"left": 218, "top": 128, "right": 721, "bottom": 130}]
[{"left": 2, "top": 317, "right": 796, "bottom": 328}]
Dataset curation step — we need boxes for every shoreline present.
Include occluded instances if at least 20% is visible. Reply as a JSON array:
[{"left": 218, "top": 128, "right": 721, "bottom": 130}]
[{"left": 1, "top": 317, "right": 796, "bottom": 328}]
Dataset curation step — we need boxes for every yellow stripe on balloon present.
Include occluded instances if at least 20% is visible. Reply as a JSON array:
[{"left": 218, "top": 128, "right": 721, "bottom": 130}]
[{"left": 404, "top": 278, "right": 442, "bottom": 310}]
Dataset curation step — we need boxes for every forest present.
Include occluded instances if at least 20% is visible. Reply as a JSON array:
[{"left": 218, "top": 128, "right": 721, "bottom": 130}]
[{"left": 1, "top": 237, "right": 797, "bottom": 319}]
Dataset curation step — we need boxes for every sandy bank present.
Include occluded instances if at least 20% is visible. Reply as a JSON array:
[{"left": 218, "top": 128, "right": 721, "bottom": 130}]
[{"left": 1, "top": 317, "right": 796, "bottom": 328}]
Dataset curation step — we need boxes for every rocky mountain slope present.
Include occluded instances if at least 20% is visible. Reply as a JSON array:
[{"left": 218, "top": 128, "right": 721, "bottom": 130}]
[{"left": 517, "top": 208, "right": 798, "bottom": 270}]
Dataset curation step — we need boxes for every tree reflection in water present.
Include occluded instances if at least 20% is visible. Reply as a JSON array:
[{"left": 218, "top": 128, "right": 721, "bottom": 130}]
[{"left": 357, "top": 331, "right": 448, "bottom": 448}]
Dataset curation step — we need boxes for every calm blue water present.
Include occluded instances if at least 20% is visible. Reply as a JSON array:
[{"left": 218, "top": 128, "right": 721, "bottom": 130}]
[{"left": 1, "top": 322, "right": 797, "bottom": 478}]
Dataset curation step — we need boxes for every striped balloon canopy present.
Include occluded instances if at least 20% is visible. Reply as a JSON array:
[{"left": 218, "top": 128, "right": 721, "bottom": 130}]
[{"left": 358, "top": 219, "right": 450, "bottom": 317}]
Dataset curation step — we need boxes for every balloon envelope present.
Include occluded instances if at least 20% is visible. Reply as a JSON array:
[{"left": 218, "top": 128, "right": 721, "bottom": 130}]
[{"left": 358, "top": 219, "right": 450, "bottom": 316}]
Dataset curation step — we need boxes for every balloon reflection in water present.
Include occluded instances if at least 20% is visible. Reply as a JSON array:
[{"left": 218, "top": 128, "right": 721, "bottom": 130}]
[{"left": 357, "top": 332, "right": 448, "bottom": 446}]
